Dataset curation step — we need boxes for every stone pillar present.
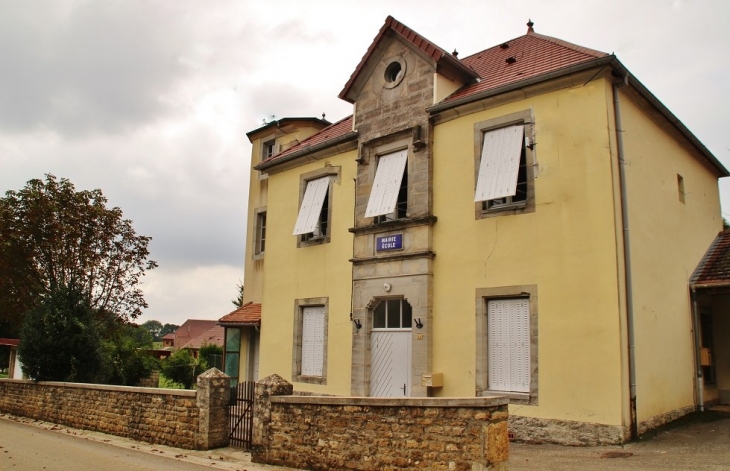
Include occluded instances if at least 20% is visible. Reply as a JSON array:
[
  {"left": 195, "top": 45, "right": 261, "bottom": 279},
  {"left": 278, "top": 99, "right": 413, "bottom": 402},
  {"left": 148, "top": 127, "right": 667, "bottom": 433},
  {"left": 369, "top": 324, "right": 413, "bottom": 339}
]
[
  {"left": 195, "top": 368, "right": 230, "bottom": 450},
  {"left": 252, "top": 374, "right": 292, "bottom": 462}
]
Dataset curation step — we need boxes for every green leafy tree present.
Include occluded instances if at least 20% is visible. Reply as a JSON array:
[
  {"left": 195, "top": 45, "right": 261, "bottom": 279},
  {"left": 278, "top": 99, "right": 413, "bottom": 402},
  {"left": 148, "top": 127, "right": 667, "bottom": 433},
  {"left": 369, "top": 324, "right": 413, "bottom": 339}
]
[
  {"left": 199, "top": 342, "right": 223, "bottom": 370},
  {"left": 100, "top": 323, "right": 158, "bottom": 386},
  {"left": 160, "top": 349, "right": 203, "bottom": 389},
  {"left": 231, "top": 281, "right": 244, "bottom": 307},
  {"left": 18, "top": 281, "right": 103, "bottom": 382},
  {"left": 0, "top": 175, "right": 157, "bottom": 338},
  {"left": 141, "top": 320, "right": 163, "bottom": 340}
]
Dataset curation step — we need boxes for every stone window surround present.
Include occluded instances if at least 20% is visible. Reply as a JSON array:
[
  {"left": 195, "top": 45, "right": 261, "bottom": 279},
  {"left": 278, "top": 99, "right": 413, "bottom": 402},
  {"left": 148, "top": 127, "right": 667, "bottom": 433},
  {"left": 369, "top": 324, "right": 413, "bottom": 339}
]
[
  {"left": 475, "top": 284, "right": 538, "bottom": 405},
  {"left": 382, "top": 56, "right": 407, "bottom": 90},
  {"left": 359, "top": 129, "right": 415, "bottom": 225},
  {"left": 253, "top": 207, "right": 266, "bottom": 260},
  {"left": 473, "top": 109, "right": 537, "bottom": 219},
  {"left": 292, "top": 297, "right": 329, "bottom": 385},
  {"left": 296, "top": 165, "right": 341, "bottom": 248}
]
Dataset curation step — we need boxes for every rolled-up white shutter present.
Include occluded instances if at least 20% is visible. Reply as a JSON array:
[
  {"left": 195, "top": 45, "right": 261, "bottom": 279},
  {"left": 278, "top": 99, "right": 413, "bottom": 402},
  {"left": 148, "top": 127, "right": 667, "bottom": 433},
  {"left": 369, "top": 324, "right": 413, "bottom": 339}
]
[
  {"left": 475, "top": 125, "right": 524, "bottom": 202},
  {"left": 365, "top": 149, "right": 408, "bottom": 218},
  {"left": 293, "top": 177, "right": 330, "bottom": 235}
]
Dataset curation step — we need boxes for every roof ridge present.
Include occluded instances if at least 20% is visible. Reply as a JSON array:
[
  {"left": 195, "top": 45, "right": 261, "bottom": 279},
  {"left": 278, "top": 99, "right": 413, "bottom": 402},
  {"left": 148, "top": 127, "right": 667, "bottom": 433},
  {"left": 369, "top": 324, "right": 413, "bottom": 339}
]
[
  {"left": 459, "top": 32, "right": 607, "bottom": 63},
  {"left": 528, "top": 32, "right": 607, "bottom": 58}
]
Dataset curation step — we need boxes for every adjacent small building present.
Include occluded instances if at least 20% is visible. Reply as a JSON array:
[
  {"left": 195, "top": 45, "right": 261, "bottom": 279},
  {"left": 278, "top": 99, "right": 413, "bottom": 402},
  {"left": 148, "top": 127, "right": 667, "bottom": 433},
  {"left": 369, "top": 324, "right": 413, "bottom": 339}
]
[{"left": 225, "top": 16, "right": 728, "bottom": 444}]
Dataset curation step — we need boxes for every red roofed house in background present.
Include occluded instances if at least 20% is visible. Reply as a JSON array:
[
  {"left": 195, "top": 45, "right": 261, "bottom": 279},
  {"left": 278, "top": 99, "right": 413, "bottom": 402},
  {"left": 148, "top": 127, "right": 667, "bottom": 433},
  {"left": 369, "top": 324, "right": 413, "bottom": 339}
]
[{"left": 236, "top": 16, "right": 728, "bottom": 444}]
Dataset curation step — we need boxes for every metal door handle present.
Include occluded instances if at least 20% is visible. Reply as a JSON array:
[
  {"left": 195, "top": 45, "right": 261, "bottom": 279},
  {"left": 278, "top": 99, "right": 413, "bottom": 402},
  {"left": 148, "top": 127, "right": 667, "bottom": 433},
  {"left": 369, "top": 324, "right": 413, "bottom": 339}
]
[{"left": 400, "top": 383, "right": 406, "bottom": 396}]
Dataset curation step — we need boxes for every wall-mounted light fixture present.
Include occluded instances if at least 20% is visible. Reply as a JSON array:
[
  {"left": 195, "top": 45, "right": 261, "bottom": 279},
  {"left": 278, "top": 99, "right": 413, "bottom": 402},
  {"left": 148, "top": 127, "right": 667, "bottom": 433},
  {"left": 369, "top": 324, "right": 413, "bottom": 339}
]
[
  {"left": 414, "top": 318, "right": 423, "bottom": 329},
  {"left": 353, "top": 319, "right": 362, "bottom": 330}
]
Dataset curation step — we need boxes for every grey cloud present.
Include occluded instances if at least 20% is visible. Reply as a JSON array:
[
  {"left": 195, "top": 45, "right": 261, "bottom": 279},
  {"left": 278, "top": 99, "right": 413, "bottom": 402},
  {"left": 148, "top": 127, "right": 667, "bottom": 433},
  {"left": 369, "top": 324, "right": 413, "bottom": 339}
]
[{"left": 0, "top": 1, "right": 190, "bottom": 136}]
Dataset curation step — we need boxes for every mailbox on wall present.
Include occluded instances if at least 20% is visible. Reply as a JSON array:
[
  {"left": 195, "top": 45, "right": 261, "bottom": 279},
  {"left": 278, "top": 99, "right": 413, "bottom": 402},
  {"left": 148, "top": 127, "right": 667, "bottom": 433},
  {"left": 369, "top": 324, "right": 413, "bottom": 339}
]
[{"left": 422, "top": 372, "right": 443, "bottom": 388}]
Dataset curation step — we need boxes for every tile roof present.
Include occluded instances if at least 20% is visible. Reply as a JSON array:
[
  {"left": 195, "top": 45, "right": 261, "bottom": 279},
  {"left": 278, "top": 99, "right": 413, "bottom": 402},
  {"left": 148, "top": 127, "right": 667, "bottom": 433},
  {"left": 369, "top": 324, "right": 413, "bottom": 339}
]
[
  {"left": 339, "top": 16, "right": 478, "bottom": 103},
  {"left": 447, "top": 31, "right": 608, "bottom": 102},
  {"left": 691, "top": 230, "right": 730, "bottom": 286},
  {"left": 179, "top": 325, "right": 225, "bottom": 350},
  {"left": 218, "top": 301, "right": 262, "bottom": 326},
  {"left": 161, "top": 333, "right": 175, "bottom": 340},
  {"left": 173, "top": 319, "right": 219, "bottom": 349},
  {"left": 258, "top": 115, "right": 354, "bottom": 167}
]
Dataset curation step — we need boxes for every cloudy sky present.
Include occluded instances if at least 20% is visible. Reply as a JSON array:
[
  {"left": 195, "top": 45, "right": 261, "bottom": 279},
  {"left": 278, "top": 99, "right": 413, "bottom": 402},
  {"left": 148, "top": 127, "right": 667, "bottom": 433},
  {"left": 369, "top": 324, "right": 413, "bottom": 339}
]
[{"left": 1, "top": 0, "right": 728, "bottom": 325}]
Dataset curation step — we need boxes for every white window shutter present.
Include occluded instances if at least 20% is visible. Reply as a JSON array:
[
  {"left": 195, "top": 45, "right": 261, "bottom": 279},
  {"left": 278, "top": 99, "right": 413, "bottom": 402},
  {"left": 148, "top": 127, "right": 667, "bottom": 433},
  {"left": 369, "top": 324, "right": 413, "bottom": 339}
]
[
  {"left": 301, "top": 306, "right": 325, "bottom": 376},
  {"left": 293, "top": 177, "right": 330, "bottom": 235},
  {"left": 365, "top": 149, "right": 408, "bottom": 218},
  {"left": 488, "top": 298, "right": 530, "bottom": 393},
  {"left": 475, "top": 125, "right": 525, "bottom": 202},
  {"left": 508, "top": 299, "right": 530, "bottom": 392}
]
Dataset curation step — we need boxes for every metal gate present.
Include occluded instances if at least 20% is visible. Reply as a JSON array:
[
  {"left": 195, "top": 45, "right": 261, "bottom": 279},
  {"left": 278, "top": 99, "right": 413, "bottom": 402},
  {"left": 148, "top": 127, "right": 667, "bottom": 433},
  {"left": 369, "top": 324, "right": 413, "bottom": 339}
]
[{"left": 229, "top": 381, "right": 255, "bottom": 449}]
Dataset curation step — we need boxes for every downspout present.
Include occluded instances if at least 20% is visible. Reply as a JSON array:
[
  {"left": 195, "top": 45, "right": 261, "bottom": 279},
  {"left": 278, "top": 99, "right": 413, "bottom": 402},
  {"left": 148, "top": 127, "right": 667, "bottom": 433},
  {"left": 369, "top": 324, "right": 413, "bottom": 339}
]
[
  {"left": 690, "top": 286, "right": 704, "bottom": 411},
  {"left": 612, "top": 79, "right": 639, "bottom": 440}
]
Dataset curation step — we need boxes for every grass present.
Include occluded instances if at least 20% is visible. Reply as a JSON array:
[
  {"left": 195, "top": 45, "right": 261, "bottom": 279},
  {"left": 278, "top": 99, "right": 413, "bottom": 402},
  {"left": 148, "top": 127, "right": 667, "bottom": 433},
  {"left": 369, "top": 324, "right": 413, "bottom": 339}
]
[
  {"left": 152, "top": 341, "right": 163, "bottom": 349},
  {"left": 0, "top": 372, "right": 7, "bottom": 379}
]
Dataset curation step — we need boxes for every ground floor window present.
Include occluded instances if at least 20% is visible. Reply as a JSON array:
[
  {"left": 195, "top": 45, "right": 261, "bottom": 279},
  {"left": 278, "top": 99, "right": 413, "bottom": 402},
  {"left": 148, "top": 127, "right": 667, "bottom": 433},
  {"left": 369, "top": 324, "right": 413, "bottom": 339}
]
[
  {"left": 292, "top": 297, "right": 328, "bottom": 384},
  {"left": 475, "top": 285, "right": 538, "bottom": 404}
]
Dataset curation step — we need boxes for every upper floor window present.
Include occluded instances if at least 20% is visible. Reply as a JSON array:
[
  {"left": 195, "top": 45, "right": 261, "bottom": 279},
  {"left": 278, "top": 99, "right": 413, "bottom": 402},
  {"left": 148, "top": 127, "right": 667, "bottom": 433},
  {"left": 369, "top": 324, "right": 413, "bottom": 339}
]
[
  {"left": 474, "top": 110, "right": 536, "bottom": 218},
  {"left": 263, "top": 140, "right": 276, "bottom": 160},
  {"left": 293, "top": 176, "right": 331, "bottom": 243},
  {"left": 254, "top": 210, "right": 266, "bottom": 257},
  {"left": 365, "top": 149, "right": 408, "bottom": 223}
]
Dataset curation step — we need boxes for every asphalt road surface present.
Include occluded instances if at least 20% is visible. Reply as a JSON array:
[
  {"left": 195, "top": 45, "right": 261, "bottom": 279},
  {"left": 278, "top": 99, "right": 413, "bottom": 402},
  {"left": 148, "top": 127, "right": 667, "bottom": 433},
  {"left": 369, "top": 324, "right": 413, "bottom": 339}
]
[{"left": 0, "top": 417, "right": 225, "bottom": 470}]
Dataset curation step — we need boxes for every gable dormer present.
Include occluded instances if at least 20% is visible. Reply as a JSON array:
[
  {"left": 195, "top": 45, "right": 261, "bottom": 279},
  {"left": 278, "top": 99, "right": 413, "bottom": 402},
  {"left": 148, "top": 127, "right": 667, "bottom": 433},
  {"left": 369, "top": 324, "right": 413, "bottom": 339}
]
[{"left": 338, "top": 16, "right": 478, "bottom": 140}]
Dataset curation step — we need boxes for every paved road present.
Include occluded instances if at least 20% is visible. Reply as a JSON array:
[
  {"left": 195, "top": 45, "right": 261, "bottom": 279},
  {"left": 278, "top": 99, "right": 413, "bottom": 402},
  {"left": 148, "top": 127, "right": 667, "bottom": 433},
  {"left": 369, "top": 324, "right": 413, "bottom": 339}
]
[{"left": 0, "top": 414, "right": 290, "bottom": 471}]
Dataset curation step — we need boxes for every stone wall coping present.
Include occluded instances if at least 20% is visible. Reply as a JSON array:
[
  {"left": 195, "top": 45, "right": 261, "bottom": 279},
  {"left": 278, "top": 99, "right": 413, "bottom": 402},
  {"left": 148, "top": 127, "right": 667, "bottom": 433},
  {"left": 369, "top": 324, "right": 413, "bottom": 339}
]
[
  {"left": 0, "top": 378, "right": 196, "bottom": 397},
  {"left": 270, "top": 395, "right": 509, "bottom": 408}
]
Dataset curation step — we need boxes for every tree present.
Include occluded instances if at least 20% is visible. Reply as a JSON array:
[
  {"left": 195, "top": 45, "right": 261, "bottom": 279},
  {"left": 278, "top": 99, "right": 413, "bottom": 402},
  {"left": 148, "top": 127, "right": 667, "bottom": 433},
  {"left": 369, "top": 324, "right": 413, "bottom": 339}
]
[
  {"left": 141, "top": 320, "right": 163, "bottom": 340},
  {"left": 199, "top": 342, "right": 223, "bottom": 370},
  {"left": 18, "top": 281, "right": 103, "bottom": 382},
  {"left": 100, "top": 322, "right": 158, "bottom": 386},
  {"left": 0, "top": 175, "right": 157, "bottom": 337},
  {"left": 232, "top": 281, "right": 244, "bottom": 307},
  {"left": 160, "top": 349, "right": 202, "bottom": 389}
]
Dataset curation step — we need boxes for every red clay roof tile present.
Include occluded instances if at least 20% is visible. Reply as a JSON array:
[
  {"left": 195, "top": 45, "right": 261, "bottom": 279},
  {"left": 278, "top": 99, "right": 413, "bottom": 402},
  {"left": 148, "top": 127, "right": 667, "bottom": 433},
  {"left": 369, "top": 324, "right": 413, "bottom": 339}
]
[
  {"left": 179, "top": 325, "right": 224, "bottom": 350},
  {"left": 218, "top": 301, "right": 262, "bottom": 326},
  {"left": 692, "top": 230, "right": 730, "bottom": 286},
  {"left": 259, "top": 115, "right": 354, "bottom": 166}
]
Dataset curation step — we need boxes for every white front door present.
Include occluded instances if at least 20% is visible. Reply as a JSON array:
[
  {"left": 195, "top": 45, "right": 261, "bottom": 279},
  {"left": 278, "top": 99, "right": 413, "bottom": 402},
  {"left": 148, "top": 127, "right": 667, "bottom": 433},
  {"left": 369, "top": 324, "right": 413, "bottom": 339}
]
[{"left": 370, "top": 330, "right": 411, "bottom": 397}]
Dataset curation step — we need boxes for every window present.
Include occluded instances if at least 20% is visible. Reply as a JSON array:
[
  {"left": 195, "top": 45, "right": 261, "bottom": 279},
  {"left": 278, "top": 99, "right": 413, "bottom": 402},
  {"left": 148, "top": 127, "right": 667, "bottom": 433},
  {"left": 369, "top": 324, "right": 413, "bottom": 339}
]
[
  {"left": 677, "top": 174, "right": 685, "bottom": 204},
  {"left": 224, "top": 327, "right": 241, "bottom": 387},
  {"left": 373, "top": 299, "right": 412, "bottom": 329},
  {"left": 294, "top": 167, "right": 340, "bottom": 247},
  {"left": 263, "top": 140, "right": 276, "bottom": 160},
  {"left": 254, "top": 209, "right": 266, "bottom": 257},
  {"left": 474, "top": 110, "right": 535, "bottom": 218},
  {"left": 365, "top": 149, "right": 408, "bottom": 222},
  {"left": 487, "top": 298, "right": 530, "bottom": 392},
  {"left": 292, "top": 297, "right": 328, "bottom": 384},
  {"left": 293, "top": 176, "right": 331, "bottom": 242},
  {"left": 475, "top": 285, "right": 538, "bottom": 404}
]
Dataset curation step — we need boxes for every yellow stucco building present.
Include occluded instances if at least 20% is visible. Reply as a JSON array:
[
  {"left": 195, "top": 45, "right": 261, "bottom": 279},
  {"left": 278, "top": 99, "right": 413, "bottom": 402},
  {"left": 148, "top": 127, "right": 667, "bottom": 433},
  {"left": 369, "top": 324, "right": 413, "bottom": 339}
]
[{"left": 223, "top": 17, "right": 728, "bottom": 444}]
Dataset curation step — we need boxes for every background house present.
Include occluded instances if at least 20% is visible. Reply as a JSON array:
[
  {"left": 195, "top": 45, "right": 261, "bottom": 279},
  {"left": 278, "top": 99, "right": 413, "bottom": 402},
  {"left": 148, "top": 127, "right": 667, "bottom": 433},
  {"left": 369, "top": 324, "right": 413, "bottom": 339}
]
[
  {"left": 231, "top": 16, "right": 727, "bottom": 445},
  {"left": 0, "top": 339, "right": 21, "bottom": 379}
]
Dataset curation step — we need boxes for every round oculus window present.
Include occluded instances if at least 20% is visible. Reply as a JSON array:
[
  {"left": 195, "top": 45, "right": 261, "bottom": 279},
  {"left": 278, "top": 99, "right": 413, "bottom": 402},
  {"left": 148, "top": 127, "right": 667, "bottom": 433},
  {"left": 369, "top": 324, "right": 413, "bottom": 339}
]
[{"left": 384, "top": 61, "right": 402, "bottom": 83}]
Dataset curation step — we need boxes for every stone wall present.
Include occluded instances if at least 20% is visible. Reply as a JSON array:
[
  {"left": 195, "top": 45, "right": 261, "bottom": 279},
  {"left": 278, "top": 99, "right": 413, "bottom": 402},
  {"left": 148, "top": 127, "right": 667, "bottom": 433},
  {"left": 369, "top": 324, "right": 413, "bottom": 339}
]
[
  {"left": 252, "top": 375, "right": 509, "bottom": 471},
  {"left": 0, "top": 368, "right": 229, "bottom": 450}
]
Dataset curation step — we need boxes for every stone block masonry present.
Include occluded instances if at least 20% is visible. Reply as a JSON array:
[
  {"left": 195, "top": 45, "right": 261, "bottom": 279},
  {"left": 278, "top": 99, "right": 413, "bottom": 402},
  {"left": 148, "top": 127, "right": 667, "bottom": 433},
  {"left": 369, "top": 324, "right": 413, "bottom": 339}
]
[
  {"left": 0, "top": 368, "right": 230, "bottom": 450},
  {"left": 252, "top": 375, "right": 510, "bottom": 470}
]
